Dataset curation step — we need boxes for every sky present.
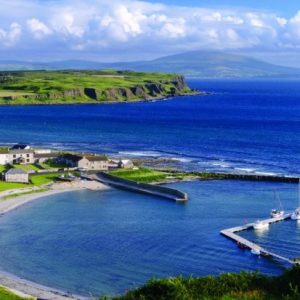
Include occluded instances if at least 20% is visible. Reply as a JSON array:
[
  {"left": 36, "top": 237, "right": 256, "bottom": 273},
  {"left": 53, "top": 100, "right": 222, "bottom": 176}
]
[{"left": 1, "top": 0, "right": 300, "bottom": 65}]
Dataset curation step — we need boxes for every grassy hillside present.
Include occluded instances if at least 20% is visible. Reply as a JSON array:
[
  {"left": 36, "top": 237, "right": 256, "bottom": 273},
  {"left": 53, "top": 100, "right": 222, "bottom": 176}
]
[
  {"left": 0, "top": 70, "right": 192, "bottom": 104},
  {"left": 110, "top": 267, "right": 300, "bottom": 300}
]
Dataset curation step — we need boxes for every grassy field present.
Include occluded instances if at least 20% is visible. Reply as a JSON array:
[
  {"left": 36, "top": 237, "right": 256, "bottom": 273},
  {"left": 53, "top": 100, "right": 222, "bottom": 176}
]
[
  {"left": 0, "top": 286, "right": 34, "bottom": 300},
  {"left": 0, "top": 70, "right": 190, "bottom": 104},
  {"left": 13, "top": 164, "right": 40, "bottom": 172},
  {"left": 0, "top": 182, "right": 31, "bottom": 192},
  {"left": 109, "top": 167, "right": 219, "bottom": 183},
  {"left": 0, "top": 91, "right": 34, "bottom": 97},
  {"left": 39, "top": 159, "right": 68, "bottom": 170},
  {"left": 111, "top": 267, "right": 300, "bottom": 300},
  {"left": 30, "top": 173, "right": 61, "bottom": 186},
  {"left": 110, "top": 168, "right": 172, "bottom": 183}
]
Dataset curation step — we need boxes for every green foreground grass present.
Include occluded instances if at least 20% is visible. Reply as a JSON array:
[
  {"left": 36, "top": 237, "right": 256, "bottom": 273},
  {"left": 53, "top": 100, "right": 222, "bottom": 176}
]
[
  {"left": 0, "top": 286, "right": 34, "bottom": 300},
  {"left": 109, "top": 267, "right": 300, "bottom": 300}
]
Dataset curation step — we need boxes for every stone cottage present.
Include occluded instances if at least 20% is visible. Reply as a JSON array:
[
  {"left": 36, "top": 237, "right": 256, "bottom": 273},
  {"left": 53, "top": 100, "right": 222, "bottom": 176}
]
[
  {"left": 5, "top": 168, "right": 29, "bottom": 183},
  {"left": 59, "top": 154, "right": 108, "bottom": 171}
]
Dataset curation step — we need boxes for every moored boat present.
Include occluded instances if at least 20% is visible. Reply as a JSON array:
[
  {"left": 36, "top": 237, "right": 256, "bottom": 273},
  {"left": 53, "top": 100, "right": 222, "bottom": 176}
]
[
  {"left": 270, "top": 209, "right": 284, "bottom": 218},
  {"left": 270, "top": 191, "right": 284, "bottom": 218},
  {"left": 253, "top": 220, "right": 269, "bottom": 230},
  {"left": 251, "top": 248, "right": 261, "bottom": 256},
  {"left": 291, "top": 179, "right": 300, "bottom": 221},
  {"left": 291, "top": 208, "right": 300, "bottom": 220}
]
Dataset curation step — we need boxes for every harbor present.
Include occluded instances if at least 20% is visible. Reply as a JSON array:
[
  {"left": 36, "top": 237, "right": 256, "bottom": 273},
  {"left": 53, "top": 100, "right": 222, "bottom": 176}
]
[{"left": 221, "top": 213, "right": 300, "bottom": 265}]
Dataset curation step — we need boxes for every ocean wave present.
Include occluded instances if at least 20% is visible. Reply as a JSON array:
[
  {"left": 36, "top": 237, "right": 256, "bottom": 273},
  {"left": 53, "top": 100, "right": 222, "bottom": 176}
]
[
  {"left": 118, "top": 151, "right": 162, "bottom": 157},
  {"left": 169, "top": 157, "right": 192, "bottom": 163},
  {"left": 234, "top": 167, "right": 257, "bottom": 173},
  {"left": 253, "top": 171, "right": 278, "bottom": 176}
]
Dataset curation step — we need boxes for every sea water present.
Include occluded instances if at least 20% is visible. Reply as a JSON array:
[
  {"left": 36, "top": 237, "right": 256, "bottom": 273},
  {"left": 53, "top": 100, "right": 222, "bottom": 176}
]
[
  {"left": 0, "top": 180, "right": 298, "bottom": 296},
  {"left": 0, "top": 79, "right": 299, "bottom": 175}
]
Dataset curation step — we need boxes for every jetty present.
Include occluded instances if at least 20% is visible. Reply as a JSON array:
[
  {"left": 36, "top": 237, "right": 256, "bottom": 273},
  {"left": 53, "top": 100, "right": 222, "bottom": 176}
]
[
  {"left": 84, "top": 172, "right": 188, "bottom": 202},
  {"left": 221, "top": 213, "right": 298, "bottom": 265}
]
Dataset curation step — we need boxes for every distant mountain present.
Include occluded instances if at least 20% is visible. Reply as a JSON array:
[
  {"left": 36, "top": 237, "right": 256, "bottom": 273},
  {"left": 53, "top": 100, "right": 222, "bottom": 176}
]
[{"left": 1, "top": 51, "right": 300, "bottom": 78}]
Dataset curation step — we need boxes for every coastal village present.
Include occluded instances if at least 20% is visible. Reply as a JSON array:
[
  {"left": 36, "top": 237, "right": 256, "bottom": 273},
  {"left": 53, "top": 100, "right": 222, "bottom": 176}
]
[{"left": 0, "top": 143, "right": 134, "bottom": 184}]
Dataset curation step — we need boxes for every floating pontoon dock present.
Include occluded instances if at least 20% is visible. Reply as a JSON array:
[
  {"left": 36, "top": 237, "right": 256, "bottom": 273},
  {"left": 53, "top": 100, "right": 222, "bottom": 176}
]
[{"left": 221, "top": 213, "right": 299, "bottom": 265}]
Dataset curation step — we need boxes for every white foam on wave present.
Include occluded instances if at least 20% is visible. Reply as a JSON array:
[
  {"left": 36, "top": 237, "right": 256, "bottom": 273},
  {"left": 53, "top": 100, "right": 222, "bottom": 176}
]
[
  {"left": 234, "top": 167, "right": 256, "bottom": 173},
  {"left": 211, "top": 162, "right": 231, "bottom": 168},
  {"left": 169, "top": 157, "right": 192, "bottom": 163},
  {"left": 254, "top": 171, "right": 278, "bottom": 176},
  {"left": 118, "top": 151, "right": 162, "bottom": 157}
]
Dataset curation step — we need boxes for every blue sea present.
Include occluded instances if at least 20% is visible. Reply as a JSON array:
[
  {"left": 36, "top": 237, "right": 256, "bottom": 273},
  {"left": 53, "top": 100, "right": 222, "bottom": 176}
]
[
  {"left": 0, "top": 180, "right": 298, "bottom": 297},
  {"left": 0, "top": 79, "right": 299, "bottom": 296},
  {"left": 0, "top": 79, "right": 299, "bottom": 175}
]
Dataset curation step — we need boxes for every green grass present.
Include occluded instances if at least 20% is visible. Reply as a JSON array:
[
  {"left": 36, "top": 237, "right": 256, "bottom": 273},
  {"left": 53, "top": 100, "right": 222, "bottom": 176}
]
[
  {"left": 12, "top": 164, "right": 40, "bottom": 172},
  {"left": 30, "top": 173, "right": 61, "bottom": 186},
  {"left": 0, "top": 70, "right": 190, "bottom": 104},
  {"left": 0, "top": 181, "right": 31, "bottom": 192},
  {"left": 110, "top": 168, "right": 171, "bottom": 183},
  {"left": 0, "top": 286, "right": 34, "bottom": 300},
  {"left": 40, "top": 159, "right": 68, "bottom": 170},
  {"left": 0, "top": 91, "right": 34, "bottom": 97},
  {"left": 0, "top": 164, "right": 8, "bottom": 172},
  {"left": 2, "top": 188, "right": 48, "bottom": 200},
  {"left": 109, "top": 267, "right": 300, "bottom": 300}
]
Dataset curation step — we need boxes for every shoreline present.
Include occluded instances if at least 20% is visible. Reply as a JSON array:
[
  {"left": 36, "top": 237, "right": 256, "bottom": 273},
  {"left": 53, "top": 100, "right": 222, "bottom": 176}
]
[
  {"left": 0, "top": 180, "right": 110, "bottom": 300},
  {"left": 0, "top": 91, "right": 204, "bottom": 106}
]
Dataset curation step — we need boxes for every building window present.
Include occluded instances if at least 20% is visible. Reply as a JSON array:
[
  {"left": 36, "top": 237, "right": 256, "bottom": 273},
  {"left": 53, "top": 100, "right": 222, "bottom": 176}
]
[
  {"left": 27, "top": 154, "right": 30, "bottom": 158},
  {"left": 27, "top": 159, "right": 30, "bottom": 162},
  {"left": 13, "top": 155, "right": 16, "bottom": 158}
]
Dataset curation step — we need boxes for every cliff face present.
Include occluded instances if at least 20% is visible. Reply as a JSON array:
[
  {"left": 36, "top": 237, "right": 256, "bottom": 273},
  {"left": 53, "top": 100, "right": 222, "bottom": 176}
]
[{"left": 3, "top": 75, "right": 190, "bottom": 102}]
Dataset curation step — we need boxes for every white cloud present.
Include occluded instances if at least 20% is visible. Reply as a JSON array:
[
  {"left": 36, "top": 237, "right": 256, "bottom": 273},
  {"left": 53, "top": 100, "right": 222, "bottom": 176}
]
[
  {"left": 0, "top": 0, "right": 300, "bottom": 59},
  {"left": 0, "top": 22, "right": 22, "bottom": 47},
  {"left": 27, "top": 18, "right": 52, "bottom": 39}
]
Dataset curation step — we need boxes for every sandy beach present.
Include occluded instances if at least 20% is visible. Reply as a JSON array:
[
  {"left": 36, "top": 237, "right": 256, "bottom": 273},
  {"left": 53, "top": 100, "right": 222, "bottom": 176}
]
[{"left": 0, "top": 179, "right": 110, "bottom": 300}]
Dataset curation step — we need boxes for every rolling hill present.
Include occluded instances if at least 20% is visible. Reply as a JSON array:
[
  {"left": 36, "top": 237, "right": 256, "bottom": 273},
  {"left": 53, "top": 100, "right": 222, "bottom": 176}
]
[{"left": 1, "top": 51, "right": 300, "bottom": 78}]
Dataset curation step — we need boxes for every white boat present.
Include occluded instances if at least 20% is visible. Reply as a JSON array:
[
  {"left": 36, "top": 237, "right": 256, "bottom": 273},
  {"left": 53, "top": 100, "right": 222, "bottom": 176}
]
[
  {"left": 251, "top": 248, "right": 261, "bottom": 256},
  {"left": 291, "top": 179, "right": 300, "bottom": 221},
  {"left": 291, "top": 208, "right": 300, "bottom": 220},
  {"left": 270, "top": 191, "right": 284, "bottom": 218},
  {"left": 270, "top": 209, "right": 284, "bottom": 218},
  {"left": 253, "top": 220, "right": 269, "bottom": 230}
]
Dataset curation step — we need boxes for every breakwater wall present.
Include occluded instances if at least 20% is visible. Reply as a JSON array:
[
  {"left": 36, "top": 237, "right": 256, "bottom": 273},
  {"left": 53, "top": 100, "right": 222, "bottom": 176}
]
[
  {"left": 94, "top": 172, "right": 188, "bottom": 202},
  {"left": 155, "top": 169, "right": 300, "bottom": 183},
  {"left": 210, "top": 173, "right": 300, "bottom": 183}
]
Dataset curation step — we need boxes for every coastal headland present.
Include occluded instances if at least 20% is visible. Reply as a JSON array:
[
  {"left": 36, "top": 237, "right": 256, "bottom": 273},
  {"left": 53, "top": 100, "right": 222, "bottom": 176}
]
[{"left": 0, "top": 70, "right": 197, "bottom": 105}]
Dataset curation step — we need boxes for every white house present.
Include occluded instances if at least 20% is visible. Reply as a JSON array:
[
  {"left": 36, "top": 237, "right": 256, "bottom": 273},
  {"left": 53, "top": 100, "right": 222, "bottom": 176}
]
[{"left": 0, "top": 149, "right": 34, "bottom": 165}]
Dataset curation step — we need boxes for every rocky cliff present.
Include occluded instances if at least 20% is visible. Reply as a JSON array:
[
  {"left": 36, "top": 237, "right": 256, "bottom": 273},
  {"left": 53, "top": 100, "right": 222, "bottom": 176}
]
[{"left": 0, "top": 71, "right": 195, "bottom": 104}]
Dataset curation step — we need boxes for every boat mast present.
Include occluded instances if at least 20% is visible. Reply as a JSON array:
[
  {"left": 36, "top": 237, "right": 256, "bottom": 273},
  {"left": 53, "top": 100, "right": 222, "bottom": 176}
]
[{"left": 298, "top": 178, "right": 300, "bottom": 207}]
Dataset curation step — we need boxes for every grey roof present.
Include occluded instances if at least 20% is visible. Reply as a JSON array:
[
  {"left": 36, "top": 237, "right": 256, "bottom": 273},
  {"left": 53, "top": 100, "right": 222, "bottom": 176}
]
[
  {"left": 84, "top": 155, "right": 108, "bottom": 162},
  {"left": 61, "top": 153, "right": 83, "bottom": 162},
  {"left": 9, "top": 149, "right": 34, "bottom": 154},
  {"left": 5, "top": 168, "right": 28, "bottom": 175},
  {"left": 11, "top": 144, "right": 30, "bottom": 150},
  {"left": 35, "top": 153, "right": 59, "bottom": 159}
]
